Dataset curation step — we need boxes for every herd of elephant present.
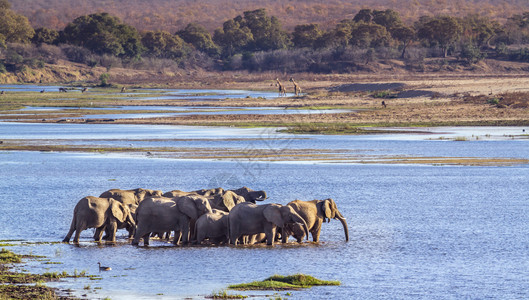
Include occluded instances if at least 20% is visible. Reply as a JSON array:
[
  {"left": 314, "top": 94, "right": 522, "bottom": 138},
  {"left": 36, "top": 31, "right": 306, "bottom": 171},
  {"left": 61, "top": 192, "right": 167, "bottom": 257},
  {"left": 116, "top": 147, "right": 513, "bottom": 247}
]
[{"left": 62, "top": 187, "right": 349, "bottom": 246}]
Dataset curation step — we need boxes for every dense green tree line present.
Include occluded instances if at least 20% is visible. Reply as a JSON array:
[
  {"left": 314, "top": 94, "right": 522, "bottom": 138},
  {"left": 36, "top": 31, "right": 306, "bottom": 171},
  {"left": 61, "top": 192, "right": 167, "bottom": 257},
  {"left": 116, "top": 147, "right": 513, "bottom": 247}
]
[{"left": 4, "top": 0, "right": 529, "bottom": 73}]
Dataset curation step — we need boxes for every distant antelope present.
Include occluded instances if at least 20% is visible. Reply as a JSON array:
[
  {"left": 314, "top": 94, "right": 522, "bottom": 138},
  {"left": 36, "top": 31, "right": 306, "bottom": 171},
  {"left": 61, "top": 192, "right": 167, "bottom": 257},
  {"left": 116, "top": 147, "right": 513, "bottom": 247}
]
[
  {"left": 276, "top": 78, "right": 286, "bottom": 97},
  {"left": 81, "top": 87, "right": 88, "bottom": 93},
  {"left": 121, "top": 87, "right": 126, "bottom": 93},
  {"left": 289, "top": 77, "right": 301, "bottom": 96}
]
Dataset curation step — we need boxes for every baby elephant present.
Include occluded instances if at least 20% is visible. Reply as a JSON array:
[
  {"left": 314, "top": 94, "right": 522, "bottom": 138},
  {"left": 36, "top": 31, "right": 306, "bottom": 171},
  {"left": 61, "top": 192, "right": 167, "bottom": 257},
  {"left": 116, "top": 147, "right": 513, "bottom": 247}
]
[
  {"left": 63, "top": 196, "right": 135, "bottom": 244},
  {"left": 194, "top": 209, "right": 229, "bottom": 245}
]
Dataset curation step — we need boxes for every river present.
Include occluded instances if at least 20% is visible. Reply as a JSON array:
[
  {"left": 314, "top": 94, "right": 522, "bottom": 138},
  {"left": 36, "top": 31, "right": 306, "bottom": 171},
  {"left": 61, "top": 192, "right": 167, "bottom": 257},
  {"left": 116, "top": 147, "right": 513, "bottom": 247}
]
[{"left": 1, "top": 120, "right": 528, "bottom": 299}]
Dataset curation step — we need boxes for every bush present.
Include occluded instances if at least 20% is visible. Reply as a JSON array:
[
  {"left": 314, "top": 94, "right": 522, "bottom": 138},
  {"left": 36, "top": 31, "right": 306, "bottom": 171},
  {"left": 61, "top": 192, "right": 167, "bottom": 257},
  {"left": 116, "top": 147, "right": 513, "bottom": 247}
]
[
  {"left": 459, "top": 43, "right": 486, "bottom": 65},
  {"left": 99, "top": 73, "right": 110, "bottom": 86}
]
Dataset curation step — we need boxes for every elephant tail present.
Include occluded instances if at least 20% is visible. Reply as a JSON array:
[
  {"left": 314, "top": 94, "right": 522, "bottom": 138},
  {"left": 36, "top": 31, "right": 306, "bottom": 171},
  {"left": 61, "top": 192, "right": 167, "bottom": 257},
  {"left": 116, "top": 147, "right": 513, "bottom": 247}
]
[{"left": 62, "top": 212, "right": 77, "bottom": 242}]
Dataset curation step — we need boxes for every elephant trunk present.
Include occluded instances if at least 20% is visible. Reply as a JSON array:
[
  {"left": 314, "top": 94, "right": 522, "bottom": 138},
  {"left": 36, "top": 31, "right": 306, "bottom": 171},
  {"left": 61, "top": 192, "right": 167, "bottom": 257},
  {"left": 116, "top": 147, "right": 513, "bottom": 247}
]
[
  {"left": 291, "top": 212, "right": 309, "bottom": 241},
  {"left": 335, "top": 210, "right": 349, "bottom": 242},
  {"left": 255, "top": 190, "right": 267, "bottom": 201}
]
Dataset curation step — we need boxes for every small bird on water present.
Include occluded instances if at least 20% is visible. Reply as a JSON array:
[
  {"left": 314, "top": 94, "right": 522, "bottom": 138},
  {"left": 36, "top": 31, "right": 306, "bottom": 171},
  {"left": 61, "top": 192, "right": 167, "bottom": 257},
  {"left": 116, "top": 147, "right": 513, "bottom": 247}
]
[{"left": 98, "top": 262, "right": 111, "bottom": 271}]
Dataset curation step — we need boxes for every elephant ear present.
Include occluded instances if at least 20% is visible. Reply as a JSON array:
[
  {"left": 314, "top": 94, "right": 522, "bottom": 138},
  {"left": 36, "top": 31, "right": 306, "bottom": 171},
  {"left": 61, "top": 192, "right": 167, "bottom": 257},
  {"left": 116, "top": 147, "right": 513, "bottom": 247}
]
[
  {"left": 221, "top": 192, "right": 237, "bottom": 211},
  {"left": 110, "top": 199, "right": 126, "bottom": 223},
  {"left": 136, "top": 189, "right": 148, "bottom": 201},
  {"left": 322, "top": 199, "right": 332, "bottom": 220},
  {"left": 178, "top": 196, "right": 199, "bottom": 220},
  {"left": 263, "top": 205, "right": 284, "bottom": 227}
]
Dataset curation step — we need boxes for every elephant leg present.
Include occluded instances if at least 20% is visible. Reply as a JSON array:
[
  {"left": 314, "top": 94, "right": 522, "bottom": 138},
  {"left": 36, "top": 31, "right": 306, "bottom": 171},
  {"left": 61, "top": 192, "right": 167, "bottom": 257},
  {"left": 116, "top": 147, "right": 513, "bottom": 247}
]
[
  {"left": 94, "top": 226, "right": 105, "bottom": 242},
  {"left": 106, "top": 222, "right": 118, "bottom": 243},
  {"left": 189, "top": 219, "right": 197, "bottom": 241},
  {"left": 132, "top": 226, "right": 146, "bottom": 245},
  {"left": 281, "top": 227, "right": 290, "bottom": 244},
  {"left": 181, "top": 221, "right": 190, "bottom": 244},
  {"left": 265, "top": 226, "right": 276, "bottom": 246},
  {"left": 195, "top": 227, "right": 205, "bottom": 245},
  {"left": 311, "top": 223, "right": 322, "bottom": 242},
  {"left": 63, "top": 227, "right": 75, "bottom": 243},
  {"left": 127, "top": 227, "right": 135, "bottom": 239},
  {"left": 143, "top": 233, "right": 150, "bottom": 246},
  {"left": 173, "top": 230, "right": 182, "bottom": 245},
  {"left": 73, "top": 224, "right": 86, "bottom": 244}
]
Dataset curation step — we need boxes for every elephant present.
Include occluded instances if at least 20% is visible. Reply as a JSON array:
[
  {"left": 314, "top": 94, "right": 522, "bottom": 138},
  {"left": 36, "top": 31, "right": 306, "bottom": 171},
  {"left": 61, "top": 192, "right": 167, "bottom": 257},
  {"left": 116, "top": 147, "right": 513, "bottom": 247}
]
[
  {"left": 194, "top": 209, "right": 229, "bottom": 245},
  {"left": 163, "top": 189, "right": 246, "bottom": 212},
  {"left": 162, "top": 190, "right": 195, "bottom": 198},
  {"left": 193, "top": 187, "right": 224, "bottom": 197},
  {"left": 209, "top": 190, "right": 245, "bottom": 212},
  {"left": 100, "top": 188, "right": 163, "bottom": 207},
  {"left": 63, "top": 196, "right": 135, "bottom": 244},
  {"left": 229, "top": 187, "right": 267, "bottom": 203},
  {"left": 132, "top": 195, "right": 212, "bottom": 246},
  {"left": 228, "top": 203, "right": 309, "bottom": 246},
  {"left": 284, "top": 198, "right": 349, "bottom": 243}
]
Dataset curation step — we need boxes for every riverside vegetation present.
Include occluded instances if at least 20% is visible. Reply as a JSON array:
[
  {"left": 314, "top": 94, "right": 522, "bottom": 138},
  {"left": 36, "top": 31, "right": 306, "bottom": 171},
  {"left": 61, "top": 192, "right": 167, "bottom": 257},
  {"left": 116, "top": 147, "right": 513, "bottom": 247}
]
[{"left": 0, "top": 247, "right": 100, "bottom": 299}]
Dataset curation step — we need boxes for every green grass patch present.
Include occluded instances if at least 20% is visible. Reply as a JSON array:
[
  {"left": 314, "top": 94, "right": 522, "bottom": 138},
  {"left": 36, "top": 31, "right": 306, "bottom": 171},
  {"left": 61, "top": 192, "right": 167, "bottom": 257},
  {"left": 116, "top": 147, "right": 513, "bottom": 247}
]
[
  {"left": 228, "top": 274, "right": 340, "bottom": 291},
  {"left": 207, "top": 289, "right": 248, "bottom": 299},
  {"left": 0, "top": 248, "right": 21, "bottom": 263}
]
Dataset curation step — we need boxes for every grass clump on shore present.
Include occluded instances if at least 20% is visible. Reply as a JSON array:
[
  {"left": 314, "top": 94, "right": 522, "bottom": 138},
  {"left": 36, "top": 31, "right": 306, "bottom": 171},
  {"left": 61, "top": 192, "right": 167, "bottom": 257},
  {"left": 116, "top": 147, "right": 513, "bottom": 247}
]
[
  {"left": 0, "top": 248, "right": 21, "bottom": 263},
  {"left": 228, "top": 274, "right": 340, "bottom": 291},
  {"left": 207, "top": 289, "right": 248, "bottom": 299}
]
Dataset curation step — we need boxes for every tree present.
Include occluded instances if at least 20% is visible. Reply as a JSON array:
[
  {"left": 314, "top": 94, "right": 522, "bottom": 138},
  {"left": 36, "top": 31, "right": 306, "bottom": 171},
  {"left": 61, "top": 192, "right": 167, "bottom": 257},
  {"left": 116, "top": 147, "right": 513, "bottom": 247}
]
[
  {"left": 353, "top": 9, "right": 373, "bottom": 23},
  {"left": 372, "top": 9, "right": 403, "bottom": 33},
  {"left": 349, "top": 22, "right": 391, "bottom": 48},
  {"left": 292, "top": 23, "right": 323, "bottom": 48},
  {"left": 32, "top": 27, "right": 59, "bottom": 45},
  {"left": 213, "top": 19, "right": 253, "bottom": 57},
  {"left": 61, "top": 13, "right": 143, "bottom": 58},
  {"left": 141, "top": 30, "right": 188, "bottom": 59},
  {"left": 392, "top": 25, "right": 415, "bottom": 58},
  {"left": 0, "top": 0, "right": 10, "bottom": 10},
  {"left": 0, "top": 0, "right": 34, "bottom": 43},
  {"left": 176, "top": 23, "right": 219, "bottom": 56},
  {"left": 461, "top": 14, "right": 501, "bottom": 48},
  {"left": 242, "top": 8, "right": 290, "bottom": 51},
  {"left": 417, "top": 16, "right": 462, "bottom": 57},
  {"left": 213, "top": 8, "right": 290, "bottom": 56}
]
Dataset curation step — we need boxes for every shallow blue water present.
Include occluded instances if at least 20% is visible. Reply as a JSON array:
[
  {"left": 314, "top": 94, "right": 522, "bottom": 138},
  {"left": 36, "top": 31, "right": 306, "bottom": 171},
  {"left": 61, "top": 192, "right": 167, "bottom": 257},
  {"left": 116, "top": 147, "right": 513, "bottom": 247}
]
[{"left": 1, "top": 121, "right": 529, "bottom": 299}]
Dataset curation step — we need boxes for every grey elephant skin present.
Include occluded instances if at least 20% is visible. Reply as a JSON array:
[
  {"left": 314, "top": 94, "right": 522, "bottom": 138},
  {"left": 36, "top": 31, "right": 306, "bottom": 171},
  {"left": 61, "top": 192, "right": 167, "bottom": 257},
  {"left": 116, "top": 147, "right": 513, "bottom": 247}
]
[
  {"left": 228, "top": 203, "right": 309, "bottom": 245},
  {"left": 163, "top": 187, "right": 266, "bottom": 212},
  {"left": 285, "top": 198, "right": 349, "bottom": 243},
  {"left": 132, "top": 195, "right": 212, "bottom": 246},
  {"left": 100, "top": 188, "right": 163, "bottom": 207},
  {"left": 63, "top": 196, "right": 135, "bottom": 244},
  {"left": 99, "top": 188, "right": 161, "bottom": 239},
  {"left": 194, "top": 209, "right": 230, "bottom": 245}
]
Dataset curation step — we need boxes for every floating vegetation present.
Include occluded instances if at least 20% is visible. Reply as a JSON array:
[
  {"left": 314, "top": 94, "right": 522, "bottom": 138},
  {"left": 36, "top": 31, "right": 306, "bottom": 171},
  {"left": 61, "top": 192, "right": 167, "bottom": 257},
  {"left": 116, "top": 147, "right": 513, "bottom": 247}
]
[{"left": 228, "top": 274, "right": 340, "bottom": 291}]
